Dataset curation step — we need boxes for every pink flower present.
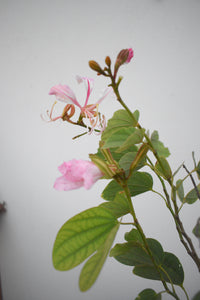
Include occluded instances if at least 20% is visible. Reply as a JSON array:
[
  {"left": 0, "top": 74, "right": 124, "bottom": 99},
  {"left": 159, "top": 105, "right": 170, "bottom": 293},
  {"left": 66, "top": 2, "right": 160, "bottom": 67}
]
[
  {"left": 53, "top": 159, "right": 103, "bottom": 191},
  {"left": 49, "top": 76, "right": 111, "bottom": 133}
]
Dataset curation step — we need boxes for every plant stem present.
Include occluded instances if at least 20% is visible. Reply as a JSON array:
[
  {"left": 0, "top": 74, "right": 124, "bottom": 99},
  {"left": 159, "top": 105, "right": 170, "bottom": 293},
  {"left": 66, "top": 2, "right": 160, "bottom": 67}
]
[
  {"left": 110, "top": 75, "right": 200, "bottom": 273},
  {"left": 121, "top": 181, "right": 180, "bottom": 300}
]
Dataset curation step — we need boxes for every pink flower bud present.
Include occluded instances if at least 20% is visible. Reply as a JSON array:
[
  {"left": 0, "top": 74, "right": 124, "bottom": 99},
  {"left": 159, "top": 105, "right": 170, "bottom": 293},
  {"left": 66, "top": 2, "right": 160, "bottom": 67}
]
[
  {"left": 53, "top": 160, "right": 103, "bottom": 191},
  {"left": 126, "top": 48, "right": 134, "bottom": 63},
  {"left": 114, "top": 48, "right": 134, "bottom": 78}
]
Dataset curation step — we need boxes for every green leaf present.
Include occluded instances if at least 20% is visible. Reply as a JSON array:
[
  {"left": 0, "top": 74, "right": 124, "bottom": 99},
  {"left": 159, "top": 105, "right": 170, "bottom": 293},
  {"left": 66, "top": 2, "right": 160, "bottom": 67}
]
[
  {"left": 133, "top": 252, "right": 184, "bottom": 285},
  {"left": 135, "top": 289, "right": 161, "bottom": 300},
  {"left": 146, "top": 238, "right": 164, "bottom": 264},
  {"left": 196, "top": 161, "right": 200, "bottom": 180},
  {"left": 125, "top": 228, "right": 144, "bottom": 244},
  {"left": 101, "top": 171, "right": 153, "bottom": 201},
  {"left": 110, "top": 238, "right": 164, "bottom": 267},
  {"left": 110, "top": 241, "right": 152, "bottom": 266},
  {"left": 128, "top": 172, "right": 153, "bottom": 196},
  {"left": 183, "top": 183, "right": 200, "bottom": 204},
  {"left": 119, "top": 152, "right": 137, "bottom": 174},
  {"left": 101, "top": 109, "right": 139, "bottom": 142},
  {"left": 192, "top": 290, "right": 200, "bottom": 300},
  {"left": 161, "top": 252, "right": 184, "bottom": 285},
  {"left": 100, "top": 191, "right": 130, "bottom": 218},
  {"left": 118, "top": 151, "right": 146, "bottom": 176},
  {"left": 155, "top": 157, "right": 172, "bottom": 180},
  {"left": 193, "top": 218, "right": 200, "bottom": 238},
  {"left": 116, "top": 128, "right": 145, "bottom": 153},
  {"left": 110, "top": 237, "right": 184, "bottom": 286},
  {"left": 101, "top": 180, "right": 122, "bottom": 201},
  {"left": 52, "top": 207, "right": 118, "bottom": 271},
  {"left": 176, "top": 179, "right": 184, "bottom": 202},
  {"left": 151, "top": 131, "right": 170, "bottom": 158},
  {"left": 102, "top": 127, "right": 136, "bottom": 149},
  {"left": 79, "top": 221, "right": 119, "bottom": 291}
]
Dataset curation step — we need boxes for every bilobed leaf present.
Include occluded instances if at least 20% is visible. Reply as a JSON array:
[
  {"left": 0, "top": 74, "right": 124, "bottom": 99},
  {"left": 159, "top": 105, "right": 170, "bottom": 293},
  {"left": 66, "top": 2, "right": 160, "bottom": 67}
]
[
  {"left": 52, "top": 207, "right": 118, "bottom": 271},
  {"left": 110, "top": 238, "right": 164, "bottom": 267},
  {"left": 146, "top": 238, "right": 164, "bottom": 264},
  {"left": 155, "top": 157, "right": 172, "bottom": 180},
  {"left": 128, "top": 172, "right": 153, "bottom": 196},
  {"left": 161, "top": 252, "right": 184, "bottom": 285},
  {"left": 102, "top": 127, "right": 136, "bottom": 149},
  {"left": 110, "top": 145, "right": 138, "bottom": 163},
  {"left": 79, "top": 221, "right": 119, "bottom": 291},
  {"left": 100, "top": 191, "right": 130, "bottom": 218},
  {"left": 118, "top": 151, "right": 146, "bottom": 176},
  {"left": 101, "top": 172, "right": 153, "bottom": 201},
  {"left": 151, "top": 131, "right": 170, "bottom": 158},
  {"left": 110, "top": 242, "right": 152, "bottom": 266},
  {"left": 110, "top": 237, "right": 184, "bottom": 286},
  {"left": 135, "top": 289, "right": 162, "bottom": 300},
  {"left": 125, "top": 228, "right": 144, "bottom": 244},
  {"left": 176, "top": 179, "right": 184, "bottom": 202},
  {"left": 183, "top": 183, "right": 200, "bottom": 204},
  {"left": 116, "top": 128, "right": 145, "bottom": 153},
  {"left": 119, "top": 152, "right": 138, "bottom": 174},
  {"left": 133, "top": 252, "right": 184, "bottom": 285},
  {"left": 101, "top": 180, "right": 122, "bottom": 201},
  {"left": 101, "top": 109, "right": 139, "bottom": 142}
]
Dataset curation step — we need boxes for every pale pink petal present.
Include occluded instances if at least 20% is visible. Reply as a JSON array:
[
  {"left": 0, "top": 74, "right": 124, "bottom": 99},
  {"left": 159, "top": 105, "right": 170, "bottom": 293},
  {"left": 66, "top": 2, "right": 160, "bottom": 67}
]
[
  {"left": 82, "top": 162, "right": 103, "bottom": 189},
  {"left": 88, "top": 87, "right": 113, "bottom": 112},
  {"left": 54, "top": 160, "right": 103, "bottom": 191},
  {"left": 96, "top": 87, "right": 113, "bottom": 104},
  {"left": 49, "top": 84, "right": 81, "bottom": 108},
  {"left": 53, "top": 176, "right": 83, "bottom": 191},
  {"left": 76, "top": 76, "right": 94, "bottom": 107}
]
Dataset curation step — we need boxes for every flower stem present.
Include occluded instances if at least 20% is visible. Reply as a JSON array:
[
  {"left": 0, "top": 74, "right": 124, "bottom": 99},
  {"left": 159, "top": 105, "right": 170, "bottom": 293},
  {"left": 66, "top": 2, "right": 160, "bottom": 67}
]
[
  {"left": 110, "top": 74, "right": 200, "bottom": 274},
  {"left": 120, "top": 181, "right": 180, "bottom": 299}
]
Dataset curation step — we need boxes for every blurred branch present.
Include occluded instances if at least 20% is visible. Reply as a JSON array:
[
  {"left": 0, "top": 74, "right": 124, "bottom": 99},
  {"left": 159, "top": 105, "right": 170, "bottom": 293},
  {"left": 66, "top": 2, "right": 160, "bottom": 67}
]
[{"left": 183, "top": 164, "right": 200, "bottom": 200}]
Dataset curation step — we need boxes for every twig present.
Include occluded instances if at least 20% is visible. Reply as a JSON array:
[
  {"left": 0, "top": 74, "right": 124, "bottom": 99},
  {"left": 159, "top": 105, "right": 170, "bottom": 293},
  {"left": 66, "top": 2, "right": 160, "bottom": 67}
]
[{"left": 183, "top": 164, "right": 200, "bottom": 200}]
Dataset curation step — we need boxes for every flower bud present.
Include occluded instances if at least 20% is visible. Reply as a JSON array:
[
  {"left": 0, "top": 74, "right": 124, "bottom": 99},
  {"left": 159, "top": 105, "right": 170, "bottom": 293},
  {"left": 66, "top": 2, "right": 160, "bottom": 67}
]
[
  {"left": 114, "top": 48, "right": 134, "bottom": 78},
  {"left": 89, "top": 60, "right": 105, "bottom": 75},
  {"left": 105, "top": 56, "right": 111, "bottom": 67}
]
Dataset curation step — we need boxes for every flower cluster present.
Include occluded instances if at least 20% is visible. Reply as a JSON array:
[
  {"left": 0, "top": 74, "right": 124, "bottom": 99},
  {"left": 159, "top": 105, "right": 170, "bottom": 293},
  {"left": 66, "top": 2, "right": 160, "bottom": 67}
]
[
  {"left": 48, "top": 76, "right": 111, "bottom": 134},
  {"left": 46, "top": 48, "right": 134, "bottom": 191}
]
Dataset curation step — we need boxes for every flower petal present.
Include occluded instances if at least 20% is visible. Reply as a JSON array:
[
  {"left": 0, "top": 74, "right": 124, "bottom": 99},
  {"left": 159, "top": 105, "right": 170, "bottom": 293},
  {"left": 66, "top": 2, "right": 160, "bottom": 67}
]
[
  {"left": 76, "top": 76, "right": 94, "bottom": 107},
  {"left": 96, "top": 87, "right": 113, "bottom": 104},
  {"left": 49, "top": 84, "right": 81, "bottom": 108},
  {"left": 54, "top": 160, "right": 103, "bottom": 191}
]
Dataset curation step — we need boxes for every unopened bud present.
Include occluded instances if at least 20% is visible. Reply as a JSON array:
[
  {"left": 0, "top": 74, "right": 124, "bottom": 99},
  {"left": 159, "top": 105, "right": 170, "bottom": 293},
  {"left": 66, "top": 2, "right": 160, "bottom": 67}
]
[
  {"left": 105, "top": 56, "right": 111, "bottom": 67},
  {"left": 89, "top": 60, "right": 105, "bottom": 75},
  {"left": 114, "top": 48, "right": 134, "bottom": 78},
  {"left": 116, "top": 49, "right": 130, "bottom": 65}
]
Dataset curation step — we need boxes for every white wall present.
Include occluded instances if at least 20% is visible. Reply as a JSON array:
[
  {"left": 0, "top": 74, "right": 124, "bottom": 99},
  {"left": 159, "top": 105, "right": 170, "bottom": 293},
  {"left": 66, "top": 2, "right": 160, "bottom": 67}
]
[{"left": 0, "top": 0, "right": 200, "bottom": 299}]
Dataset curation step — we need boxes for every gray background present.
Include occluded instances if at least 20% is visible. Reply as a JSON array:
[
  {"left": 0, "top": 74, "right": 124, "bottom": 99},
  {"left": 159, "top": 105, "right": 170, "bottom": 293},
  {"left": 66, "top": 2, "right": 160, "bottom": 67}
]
[{"left": 0, "top": 0, "right": 200, "bottom": 299}]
